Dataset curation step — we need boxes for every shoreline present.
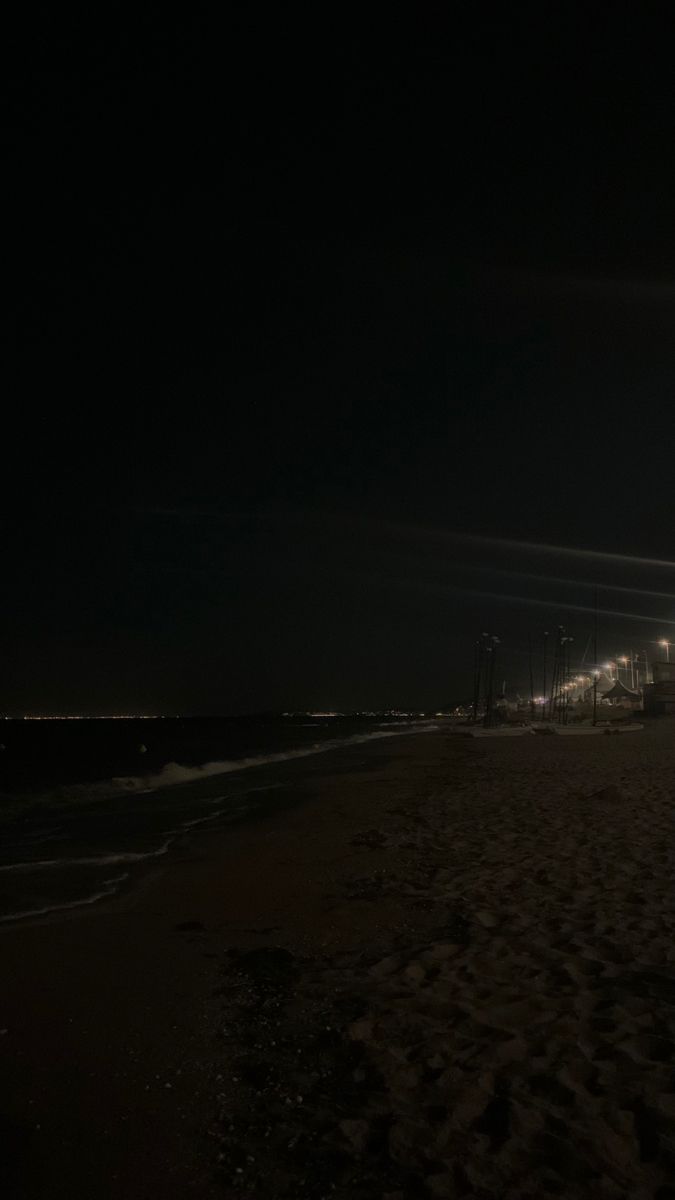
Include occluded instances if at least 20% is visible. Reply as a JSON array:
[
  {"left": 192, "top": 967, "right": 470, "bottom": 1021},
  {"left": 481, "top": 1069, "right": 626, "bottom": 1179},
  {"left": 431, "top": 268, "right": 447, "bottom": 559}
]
[
  {"left": 0, "top": 720, "right": 439, "bottom": 926},
  {"left": 2, "top": 723, "right": 675, "bottom": 1197},
  {"left": 0, "top": 730, "right": 437, "bottom": 1199},
  {"left": 0, "top": 722, "right": 441, "bottom": 926}
]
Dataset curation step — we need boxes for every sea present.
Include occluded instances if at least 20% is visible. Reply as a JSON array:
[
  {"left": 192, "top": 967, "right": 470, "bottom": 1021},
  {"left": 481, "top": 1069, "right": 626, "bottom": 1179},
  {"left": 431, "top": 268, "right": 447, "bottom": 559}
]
[{"left": 0, "top": 713, "right": 438, "bottom": 923}]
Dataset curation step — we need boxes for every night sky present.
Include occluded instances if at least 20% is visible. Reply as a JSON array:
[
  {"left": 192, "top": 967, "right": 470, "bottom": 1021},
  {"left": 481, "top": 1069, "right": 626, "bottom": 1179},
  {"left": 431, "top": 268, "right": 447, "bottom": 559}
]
[{"left": 5, "top": 12, "right": 675, "bottom": 715}]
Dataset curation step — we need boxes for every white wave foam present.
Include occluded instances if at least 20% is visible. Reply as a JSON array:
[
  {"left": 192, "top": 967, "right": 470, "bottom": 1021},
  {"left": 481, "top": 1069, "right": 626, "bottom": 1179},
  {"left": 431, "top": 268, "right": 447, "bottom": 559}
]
[
  {"left": 378, "top": 720, "right": 435, "bottom": 727},
  {"left": 0, "top": 873, "right": 130, "bottom": 923},
  {"left": 0, "top": 840, "right": 172, "bottom": 874},
  {"left": 0, "top": 796, "right": 257, "bottom": 876},
  {"left": 0, "top": 724, "right": 439, "bottom": 921},
  {"left": 112, "top": 724, "right": 439, "bottom": 795}
]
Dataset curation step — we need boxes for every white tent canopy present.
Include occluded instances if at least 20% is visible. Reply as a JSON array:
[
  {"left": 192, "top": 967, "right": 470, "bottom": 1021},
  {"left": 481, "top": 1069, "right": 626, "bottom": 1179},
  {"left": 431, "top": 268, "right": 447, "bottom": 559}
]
[{"left": 582, "top": 672, "right": 614, "bottom": 701}]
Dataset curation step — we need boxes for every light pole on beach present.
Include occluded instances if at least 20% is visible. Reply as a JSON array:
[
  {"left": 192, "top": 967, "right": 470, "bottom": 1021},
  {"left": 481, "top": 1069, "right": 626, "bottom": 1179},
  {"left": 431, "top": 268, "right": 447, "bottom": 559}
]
[
  {"left": 483, "top": 635, "right": 500, "bottom": 728},
  {"left": 592, "top": 587, "right": 598, "bottom": 726},
  {"left": 472, "top": 636, "right": 486, "bottom": 723},
  {"left": 633, "top": 652, "right": 647, "bottom": 690},
  {"left": 542, "top": 630, "right": 549, "bottom": 720}
]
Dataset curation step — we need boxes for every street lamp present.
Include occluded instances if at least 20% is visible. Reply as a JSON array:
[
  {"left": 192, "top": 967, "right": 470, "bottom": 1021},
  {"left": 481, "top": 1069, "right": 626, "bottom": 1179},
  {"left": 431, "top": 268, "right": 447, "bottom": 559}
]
[
  {"left": 617, "top": 652, "right": 636, "bottom": 689},
  {"left": 660, "top": 639, "right": 671, "bottom": 663}
]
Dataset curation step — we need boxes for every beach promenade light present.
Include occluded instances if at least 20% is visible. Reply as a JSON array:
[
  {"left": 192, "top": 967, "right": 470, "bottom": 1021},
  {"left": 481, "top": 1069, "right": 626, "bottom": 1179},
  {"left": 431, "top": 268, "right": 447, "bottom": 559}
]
[{"left": 617, "top": 654, "right": 637, "bottom": 687}]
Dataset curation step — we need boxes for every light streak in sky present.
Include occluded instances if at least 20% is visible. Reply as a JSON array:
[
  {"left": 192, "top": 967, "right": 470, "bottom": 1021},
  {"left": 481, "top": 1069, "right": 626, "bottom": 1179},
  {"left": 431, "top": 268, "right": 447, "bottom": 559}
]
[
  {"left": 389, "top": 575, "right": 675, "bottom": 627},
  {"left": 451, "top": 563, "right": 675, "bottom": 603},
  {"left": 444, "top": 586, "right": 675, "bottom": 626},
  {"left": 452, "top": 534, "right": 675, "bottom": 572},
  {"left": 371, "top": 519, "right": 675, "bottom": 572},
  {"left": 141, "top": 508, "right": 675, "bottom": 575}
]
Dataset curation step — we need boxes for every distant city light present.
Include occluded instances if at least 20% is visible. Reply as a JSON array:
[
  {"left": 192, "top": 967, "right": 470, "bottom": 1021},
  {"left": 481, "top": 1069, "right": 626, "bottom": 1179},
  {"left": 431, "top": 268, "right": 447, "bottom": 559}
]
[{"left": 17, "top": 714, "right": 165, "bottom": 721}]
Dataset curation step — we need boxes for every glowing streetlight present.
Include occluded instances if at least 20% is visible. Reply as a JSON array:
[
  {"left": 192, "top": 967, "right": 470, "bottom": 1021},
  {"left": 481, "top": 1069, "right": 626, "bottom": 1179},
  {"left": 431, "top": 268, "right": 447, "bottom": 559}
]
[
  {"left": 660, "top": 639, "right": 671, "bottom": 663},
  {"left": 616, "top": 655, "right": 637, "bottom": 688}
]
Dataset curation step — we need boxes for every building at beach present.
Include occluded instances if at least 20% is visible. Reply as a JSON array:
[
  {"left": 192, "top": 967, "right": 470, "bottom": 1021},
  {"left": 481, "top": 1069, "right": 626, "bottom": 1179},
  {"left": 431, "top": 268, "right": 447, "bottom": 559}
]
[
  {"left": 600, "top": 678, "right": 641, "bottom": 708},
  {"left": 643, "top": 661, "right": 675, "bottom": 714}
]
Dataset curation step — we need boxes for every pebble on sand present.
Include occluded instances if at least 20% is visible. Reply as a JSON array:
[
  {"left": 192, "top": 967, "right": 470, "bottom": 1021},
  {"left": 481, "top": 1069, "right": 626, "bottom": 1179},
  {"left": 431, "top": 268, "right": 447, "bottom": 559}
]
[{"left": 475, "top": 909, "right": 499, "bottom": 928}]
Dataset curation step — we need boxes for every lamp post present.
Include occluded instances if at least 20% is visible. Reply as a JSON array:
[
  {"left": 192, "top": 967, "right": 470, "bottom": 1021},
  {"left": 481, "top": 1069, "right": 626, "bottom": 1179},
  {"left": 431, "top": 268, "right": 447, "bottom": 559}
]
[
  {"left": 483, "top": 635, "right": 500, "bottom": 728},
  {"left": 593, "top": 586, "right": 599, "bottom": 726},
  {"left": 634, "top": 652, "right": 647, "bottom": 690},
  {"left": 472, "top": 638, "right": 482, "bottom": 723},
  {"left": 542, "top": 630, "right": 549, "bottom": 721},
  {"left": 660, "top": 639, "right": 671, "bottom": 663}
]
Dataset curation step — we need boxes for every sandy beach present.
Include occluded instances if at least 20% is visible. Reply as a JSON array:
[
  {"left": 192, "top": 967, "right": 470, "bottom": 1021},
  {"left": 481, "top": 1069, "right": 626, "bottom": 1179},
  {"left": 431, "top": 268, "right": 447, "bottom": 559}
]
[{"left": 3, "top": 722, "right": 675, "bottom": 1198}]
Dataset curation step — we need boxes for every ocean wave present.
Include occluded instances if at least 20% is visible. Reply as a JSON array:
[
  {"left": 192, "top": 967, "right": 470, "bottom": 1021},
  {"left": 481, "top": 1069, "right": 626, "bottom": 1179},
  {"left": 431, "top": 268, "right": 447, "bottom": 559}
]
[
  {"left": 110, "top": 724, "right": 440, "bottom": 795},
  {"left": 0, "top": 723, "right": 439, "bottom": 922},
  {"left": 0, "top": 725, "right": 439, "bottom": 820},
  {"left": 0, "top": 840, "right": 173, "bottom": 873},
  {"left": 0, "top": 873, "right": 130, "bottom": 923},
  {"left": 0, "top": 795, "right": 258, "bottom": 876},
  {"left": 377, "top": 720, "right": 436, "bottom": 727}
]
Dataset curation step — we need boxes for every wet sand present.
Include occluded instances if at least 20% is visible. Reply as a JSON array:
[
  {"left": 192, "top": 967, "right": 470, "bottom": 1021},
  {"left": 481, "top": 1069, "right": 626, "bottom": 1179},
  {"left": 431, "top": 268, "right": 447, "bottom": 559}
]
[{"left": 2, "top": 722, "right": 675, "bottom": 1198}]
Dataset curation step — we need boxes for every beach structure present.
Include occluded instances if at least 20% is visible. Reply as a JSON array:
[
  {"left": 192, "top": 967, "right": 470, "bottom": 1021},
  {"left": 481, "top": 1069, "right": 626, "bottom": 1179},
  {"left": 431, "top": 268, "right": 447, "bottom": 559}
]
[
  {"left": 472, "top": 633, "right": 502, "bottom": 726},
  {"left": 581, "top": 672, "right": 614, "bottom": 702},
  {"left": 643, "top": 660, "right": 675, "bottom": 714},
  {"left": 599, "top": 678, "right": 641, "bottom": 707},
  {"left": 471, "top": 623, "right": 658, "bottom": 726}
]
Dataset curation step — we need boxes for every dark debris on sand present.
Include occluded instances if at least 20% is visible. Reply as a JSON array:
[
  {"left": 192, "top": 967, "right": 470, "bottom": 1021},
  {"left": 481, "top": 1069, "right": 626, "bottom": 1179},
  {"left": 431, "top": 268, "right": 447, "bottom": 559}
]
[
  {"left": 208, "top": 928, "right": 675, "bottom": 1200},
  {"left": 205, "top": 733, "right": 675, "bottom": 1199},
  {"left": 209, "top": 944, "right": 425, "bottom": 1200}
]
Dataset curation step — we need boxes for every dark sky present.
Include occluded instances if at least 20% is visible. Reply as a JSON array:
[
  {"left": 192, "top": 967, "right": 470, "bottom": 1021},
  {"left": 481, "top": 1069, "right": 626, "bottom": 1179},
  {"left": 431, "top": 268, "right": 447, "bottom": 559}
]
[{"left": 4, "top": 11, "right": 675, "bottom": 714}]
